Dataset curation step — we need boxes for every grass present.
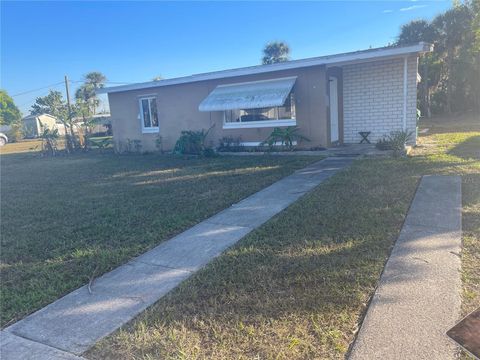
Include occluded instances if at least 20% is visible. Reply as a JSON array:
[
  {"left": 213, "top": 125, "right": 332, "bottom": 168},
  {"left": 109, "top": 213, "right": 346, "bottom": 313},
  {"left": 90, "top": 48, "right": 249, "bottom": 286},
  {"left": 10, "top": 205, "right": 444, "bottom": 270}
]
[
  {"left": 0, "top": 148, "right": 321, "bottom": 327},
  {"left": 87, "top": 115, "right": 479, "bottom": 360},
  {"left": 0, "top": 139, "right": 44, "bottom": 154},
  {"left": 0, "top": 135, "right": 111, "bottom": 155}
]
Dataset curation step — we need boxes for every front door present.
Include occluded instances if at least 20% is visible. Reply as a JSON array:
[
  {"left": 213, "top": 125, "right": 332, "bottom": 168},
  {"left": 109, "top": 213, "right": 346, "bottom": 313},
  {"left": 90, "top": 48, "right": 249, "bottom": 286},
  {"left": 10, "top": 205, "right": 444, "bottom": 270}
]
[{"left": 329, "top": 77, "right": 339, "bottom": 143}]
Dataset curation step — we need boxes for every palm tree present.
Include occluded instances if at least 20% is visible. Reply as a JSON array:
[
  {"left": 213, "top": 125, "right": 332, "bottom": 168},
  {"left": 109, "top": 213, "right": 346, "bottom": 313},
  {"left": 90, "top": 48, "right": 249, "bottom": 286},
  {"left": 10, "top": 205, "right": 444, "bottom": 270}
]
[
  {"left": 262, "top": 41, "right": 291, "bottom": 65},
  {"left": 83, "top": 72, "right": 107, "bottom": 114},
  {"left": 85, "top": 71, "right": 106, "bottom": 90}
]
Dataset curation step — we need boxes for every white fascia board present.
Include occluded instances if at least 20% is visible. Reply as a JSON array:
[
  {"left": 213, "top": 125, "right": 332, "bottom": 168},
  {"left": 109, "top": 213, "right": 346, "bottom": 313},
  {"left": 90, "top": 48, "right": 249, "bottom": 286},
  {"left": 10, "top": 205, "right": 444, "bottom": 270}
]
[{"left": 98, "top": 43, "right": 432, "bottom": 95}]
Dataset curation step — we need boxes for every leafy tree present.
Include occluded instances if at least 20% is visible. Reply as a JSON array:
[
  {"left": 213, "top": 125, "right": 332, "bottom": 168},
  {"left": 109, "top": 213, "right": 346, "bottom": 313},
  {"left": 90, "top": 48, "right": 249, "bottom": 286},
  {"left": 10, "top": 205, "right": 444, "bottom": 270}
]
[
  {"left": 469, "top": 0, "right": 480, "bottom": 111},
  {"left": 31, "top": 90, "right": 76, "bottom": 151},
  {"left": 0, "top": 90, "right": 22, "bottom": 125},
  {"left": 74, "top": 85, "right": 96, "bottom": 150},
  {"left": 432, "top": 4, "right": 473, "bottom": 113},
  {"left": 396, "top": 20, "right": 438, "bottom": 117},
  {"left": 31, "top": 90, "right": 68, "bottom": 119},
  {"left": 397, "top": 20, "right": 436, "bottom": 45},
  {"left": 396, "top": 2, "right": 478, "bottom": 115},
  {"left": 152, "top": 75, "right": 163, "bottom": 81},
  {"left": 472, "top": 0, "right": 480, "bottom": 52},
  {"left": 75, "top": 84, "right": 96, "bottom": 115},
  {"left": 262, "top": 41, "right": 291, "bottom": 65}
]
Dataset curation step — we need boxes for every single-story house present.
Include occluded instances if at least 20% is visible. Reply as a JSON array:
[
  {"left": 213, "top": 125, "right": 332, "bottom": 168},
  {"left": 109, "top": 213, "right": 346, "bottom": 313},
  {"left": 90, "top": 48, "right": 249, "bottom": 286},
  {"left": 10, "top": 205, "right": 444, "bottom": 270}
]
[
  {"left": 22, "top": 114, "right": 59, "bottom": 138},
  {"left": 99, "top": 42, "right": 432, "bottom": 152}
]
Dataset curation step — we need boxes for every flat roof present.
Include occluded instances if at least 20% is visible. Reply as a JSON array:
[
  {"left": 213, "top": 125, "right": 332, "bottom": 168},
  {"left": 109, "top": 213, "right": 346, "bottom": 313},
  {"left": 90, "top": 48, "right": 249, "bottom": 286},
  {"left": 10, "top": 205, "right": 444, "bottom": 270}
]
[{"left": 98, "top": 42, "right": 432, "bottom": 95}]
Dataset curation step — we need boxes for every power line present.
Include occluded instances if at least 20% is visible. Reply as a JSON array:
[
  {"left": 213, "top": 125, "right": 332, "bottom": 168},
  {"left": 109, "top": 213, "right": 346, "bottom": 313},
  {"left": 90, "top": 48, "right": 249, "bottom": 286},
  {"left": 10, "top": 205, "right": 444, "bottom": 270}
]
[
  {"left": 12, "top": 80, "right": 136, "bottom": 99},
  {"left": 11, "top": 81, "right": 65, "bottom": 97},
  {"left": 70, "top": 80, "right": 134, "bottom": 85},
  {"left": 16, "top": 89, "right": 57, "bottom": 109},
  {"left": 11, "top": 80, "right": 134, "bottom": 98}
]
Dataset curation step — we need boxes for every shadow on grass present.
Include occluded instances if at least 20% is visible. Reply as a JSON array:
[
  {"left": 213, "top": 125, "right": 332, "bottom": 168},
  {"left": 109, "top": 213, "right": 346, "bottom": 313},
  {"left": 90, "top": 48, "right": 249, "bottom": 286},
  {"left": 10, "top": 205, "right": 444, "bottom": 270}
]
[
  {"left": 0, "top": 152, "right": 319, "bottom": 327},
  {"left": 448, "top": 135, "right": 480, "bottom": 160},
  {"left": 86, "top": 158, "right": 423, "bottom": 359}
]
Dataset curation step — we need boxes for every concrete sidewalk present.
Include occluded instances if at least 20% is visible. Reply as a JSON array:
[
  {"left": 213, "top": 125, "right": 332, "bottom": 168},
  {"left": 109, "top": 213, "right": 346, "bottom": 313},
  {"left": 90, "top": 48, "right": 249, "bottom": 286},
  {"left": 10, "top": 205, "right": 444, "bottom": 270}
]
[
  {"left": 349, "top": 175, "right": 462, "bottom": 360},
  {"left": 1, "top": 157, "right": 354, "bottom": 359}
]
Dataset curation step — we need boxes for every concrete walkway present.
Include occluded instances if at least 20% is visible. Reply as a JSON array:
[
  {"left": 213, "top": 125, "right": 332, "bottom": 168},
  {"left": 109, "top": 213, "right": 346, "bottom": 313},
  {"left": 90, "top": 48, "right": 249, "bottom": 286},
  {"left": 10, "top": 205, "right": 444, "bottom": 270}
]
[
  {"left": 349, "top": 175, "right": 462, "bottom": 360},
  {"left": 1, "top": 157, "right": 354, "bottom": 359}
]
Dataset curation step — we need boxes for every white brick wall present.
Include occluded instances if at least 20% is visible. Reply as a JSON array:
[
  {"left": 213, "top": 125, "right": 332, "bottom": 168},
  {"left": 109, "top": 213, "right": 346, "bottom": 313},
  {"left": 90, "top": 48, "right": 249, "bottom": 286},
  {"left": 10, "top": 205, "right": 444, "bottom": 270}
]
[{"left": 343, "top": 56, "right": 418, "bottom": 144}]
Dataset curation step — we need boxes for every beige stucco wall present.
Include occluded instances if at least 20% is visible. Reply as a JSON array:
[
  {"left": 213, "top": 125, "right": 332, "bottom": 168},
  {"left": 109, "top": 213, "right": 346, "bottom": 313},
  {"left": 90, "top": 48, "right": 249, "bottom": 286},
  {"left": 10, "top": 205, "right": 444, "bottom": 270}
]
[{"left": 108, "top": 65, "right": 328, "bottom": 152}]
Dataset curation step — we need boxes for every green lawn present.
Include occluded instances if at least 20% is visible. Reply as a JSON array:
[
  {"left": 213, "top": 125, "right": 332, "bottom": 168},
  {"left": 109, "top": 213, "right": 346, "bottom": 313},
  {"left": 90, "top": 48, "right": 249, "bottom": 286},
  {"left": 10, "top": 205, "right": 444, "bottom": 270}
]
[
  {"left": 0, "top": 149, "right": 321, "bottom": 327},
  {"left": 87, "top": 116, "right": 479, "bottom": 360}
]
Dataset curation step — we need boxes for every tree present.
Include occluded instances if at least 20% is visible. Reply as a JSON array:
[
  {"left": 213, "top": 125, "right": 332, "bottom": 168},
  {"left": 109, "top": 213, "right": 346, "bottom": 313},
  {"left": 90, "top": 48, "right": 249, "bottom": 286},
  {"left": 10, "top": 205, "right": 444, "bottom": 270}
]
[
  {"left": 396, "top": 20, "right": 438, "bottom": 117},
  {"left": 31, "top": 90, "right": 68, "bottom": 119},
  {"left": 75, "top": 84, "right": 96, "bottom": 115},
  {"left": 82, "top": 72, "right": 107, "bottom": 115},
  {"left": 397, "top": 20, "right": 436, "bottom": 45},
  {"left": 472, "top": 0, "right": 480, "bottom": 52},
  {"left": 396, "top": 2, "right": 478, "bottom": 115},
  {"left": 31, "top": 90, "right": 75, "bottom": 151},
  {"left": 0, "top": 90, "right": 22, "bottom": 125},
  {"left": 469, "top": 0, "right": 480, "bottom": 111},
  {"left": 74, "top": 72, "right": 106, "bottom": 148},
  {"left": 432, "top": 4, "right": 473, "bottom": 113},
  {"left": 262, "top": 41, "right": 290, "bottom": 65},
  {"left": 152, "top": 75, "right": 163, "bottom": 81},
  {"left": 84, "top": 71, "right": 106, "bottom": 90},
  {"left": 74, "top": 85, "right": 96, "bottom": 150}
]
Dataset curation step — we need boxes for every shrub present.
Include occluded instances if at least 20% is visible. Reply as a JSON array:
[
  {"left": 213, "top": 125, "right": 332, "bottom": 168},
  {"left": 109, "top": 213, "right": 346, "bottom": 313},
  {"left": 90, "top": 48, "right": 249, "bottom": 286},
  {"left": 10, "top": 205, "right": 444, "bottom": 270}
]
[
  {"left": 261, "top": 126, "right": 309, "bottom": 150},
  {"left": 6, "top": 123, "right": 23, "bottom": 142},
  {"left": 217, "top": 136, "right": 244, "bottom": 152},
  {"left": 133, "top": 139, "right": 142, "bottom": 153},
  {"left": 375, "top": 137, "right": 392, "bottom": 150},
  {"left": 174, "top": 126, "right": 214, "bottom": 156},
  {"left": 40, "top": 128, "right": 59, "bottom": 156},
  {"left": 124, "top": 138, "right": 142, "bottom": 153},
  {"left": 155, "top": 135, "right": 163, "bottom": 153},
  {"left": 376, "top": 130, "right": 414, "bottom": 156}
]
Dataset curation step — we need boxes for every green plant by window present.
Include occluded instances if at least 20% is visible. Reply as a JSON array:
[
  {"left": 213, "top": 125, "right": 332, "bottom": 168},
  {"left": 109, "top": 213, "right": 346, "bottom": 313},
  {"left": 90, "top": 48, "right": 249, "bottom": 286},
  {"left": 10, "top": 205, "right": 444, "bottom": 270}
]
[
  {"left": 174, "top": 125, "right": 214, "bottom": 156},
  {"left": 261, "top": 126, "right": 309, "bottom": 150}
]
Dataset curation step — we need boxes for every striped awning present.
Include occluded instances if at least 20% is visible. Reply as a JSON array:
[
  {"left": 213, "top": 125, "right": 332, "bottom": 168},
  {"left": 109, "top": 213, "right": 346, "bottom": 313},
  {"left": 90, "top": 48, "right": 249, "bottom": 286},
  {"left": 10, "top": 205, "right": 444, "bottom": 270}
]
[{"left": 198, "top": 76, "right": 296, "bottom": 112}]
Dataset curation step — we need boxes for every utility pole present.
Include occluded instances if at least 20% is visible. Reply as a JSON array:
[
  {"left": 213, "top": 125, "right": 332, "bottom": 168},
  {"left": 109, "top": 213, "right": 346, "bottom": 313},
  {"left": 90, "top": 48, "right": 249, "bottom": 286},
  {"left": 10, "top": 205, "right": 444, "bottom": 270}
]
[
  {"left": 64, "top": 75, "right": 72, "bottom": 118},
  {"left": 64, "top": 75, "right": 74, "bottom": 151}
]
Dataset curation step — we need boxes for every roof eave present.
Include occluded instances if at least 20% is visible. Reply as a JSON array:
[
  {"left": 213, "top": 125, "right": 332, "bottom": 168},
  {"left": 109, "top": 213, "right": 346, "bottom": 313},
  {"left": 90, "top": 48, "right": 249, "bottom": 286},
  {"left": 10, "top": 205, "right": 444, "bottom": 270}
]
[{"left": 97, "top": 42, "right": 432, "bottom": 95}]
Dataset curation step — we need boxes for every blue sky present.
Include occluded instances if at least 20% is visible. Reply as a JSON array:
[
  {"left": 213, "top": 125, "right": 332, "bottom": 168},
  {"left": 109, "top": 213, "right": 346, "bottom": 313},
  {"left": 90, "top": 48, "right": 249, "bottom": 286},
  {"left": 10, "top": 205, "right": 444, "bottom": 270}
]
[{"left": 1, "top": 1, "right": 451, "bottom": 115}]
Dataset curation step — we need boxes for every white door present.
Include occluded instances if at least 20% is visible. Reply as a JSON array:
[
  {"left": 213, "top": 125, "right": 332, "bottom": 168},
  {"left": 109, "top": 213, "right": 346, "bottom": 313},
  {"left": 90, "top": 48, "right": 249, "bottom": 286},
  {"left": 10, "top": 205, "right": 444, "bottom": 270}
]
[{"left": 329, "top": 77, "right": 339, "bottom": 143}]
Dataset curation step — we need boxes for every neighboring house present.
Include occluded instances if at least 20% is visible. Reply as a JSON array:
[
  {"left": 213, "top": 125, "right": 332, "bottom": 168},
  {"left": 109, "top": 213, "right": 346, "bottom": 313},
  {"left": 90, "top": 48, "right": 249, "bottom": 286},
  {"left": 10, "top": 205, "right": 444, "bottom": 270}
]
[
  {"left": 99, "top": 43, "right": 432, "bottom": 152},
  {"left": 22, "top": 114, "right": 59, "bottom": 138}
]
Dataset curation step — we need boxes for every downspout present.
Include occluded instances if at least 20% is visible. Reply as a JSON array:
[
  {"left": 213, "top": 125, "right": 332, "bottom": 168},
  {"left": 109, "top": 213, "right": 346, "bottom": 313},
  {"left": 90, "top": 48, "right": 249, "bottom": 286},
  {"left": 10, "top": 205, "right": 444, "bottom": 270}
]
[{"left": 403, "top": 56, "right": 408, "bottom": 131}]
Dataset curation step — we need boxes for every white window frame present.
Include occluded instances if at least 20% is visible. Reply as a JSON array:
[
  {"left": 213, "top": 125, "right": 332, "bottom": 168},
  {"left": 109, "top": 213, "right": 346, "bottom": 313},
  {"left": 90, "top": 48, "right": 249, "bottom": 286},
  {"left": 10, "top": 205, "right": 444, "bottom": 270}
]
[
  {"left": 222, "top": 93, "right": 296, "bottom": 129},
  {"left": 223, "top": 117, "right": 296, "bottom": 129},
  {"left": 138, "top": 96, "right": 159, "bottom": 133}
]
